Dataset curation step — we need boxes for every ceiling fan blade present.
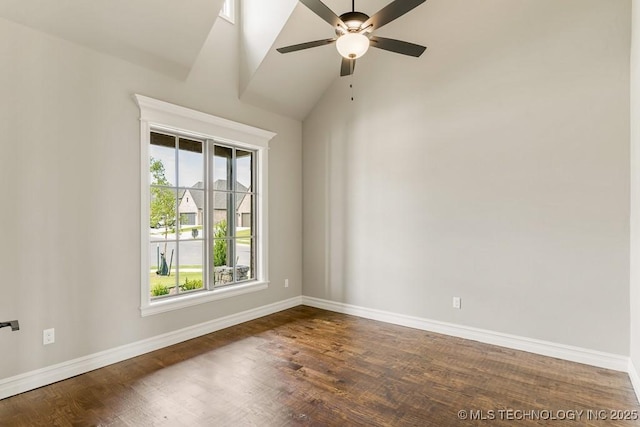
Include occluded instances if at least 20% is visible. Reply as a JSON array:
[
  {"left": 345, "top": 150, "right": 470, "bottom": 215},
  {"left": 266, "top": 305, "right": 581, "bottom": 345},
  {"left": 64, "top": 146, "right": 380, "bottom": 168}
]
[
  {"left": 299, "top": 0, "right": 344, "bottom": 28},
  {"left": 369, "top": 36, "right": 426, "bottom": 57},
  {"left": 277, "top": 38, "right": 336, "bottom": 54},
  {"left": 362, "top": 0, "right": 426, "bottom": 30},
  {"left": 340, "top": 58, "right": 355, "bottom": 76}
]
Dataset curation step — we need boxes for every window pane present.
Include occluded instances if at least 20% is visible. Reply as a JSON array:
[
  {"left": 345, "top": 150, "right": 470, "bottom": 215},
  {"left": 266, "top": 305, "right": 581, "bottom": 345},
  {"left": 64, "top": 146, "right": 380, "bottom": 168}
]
[
  {"left": 147, "top": 132, "right": 260, "bottom": 300},
  {"left": 213, "top": 189, "right": 229, "bottom": 215},
  {"left": 213, "top": 145, "right": 232, "bottom": 189},
  {"left": 236, "top": 150, "right": 253, "bottom": 191},
  {"left": 235, "top": 238, "right": 254, "bottom": 282},
  {"left": 150, "top": 133, "right": 176, "bottom": 186},
  {"left": 178, "top": 138, "right": 203, "bottom": 188},
  {"left": 213, "top": 191, "right": 232, "bottom": 233},
  {"left": 145, "top": 120, "right": 262, "bottom": 306},
  {"left": 150, "top": 187, "right": 177, "bottom": 241},
  {"left": 149, "top": 241, "right": 177, "bottom": 298},
  {"left": 178, "top": 189, "right": 204, "bottom": 240},
  {"left": 178, "top": 241, "right": 204, "bottom": 294},
  {"left": 213, "top": 239, "right": 232, "bottom": 287},
  {"left": 212, "top": 186, "right": 230, "bottom": 257},
  {"left": 235, "top": 194, "right": 252, "bottom": 237}
]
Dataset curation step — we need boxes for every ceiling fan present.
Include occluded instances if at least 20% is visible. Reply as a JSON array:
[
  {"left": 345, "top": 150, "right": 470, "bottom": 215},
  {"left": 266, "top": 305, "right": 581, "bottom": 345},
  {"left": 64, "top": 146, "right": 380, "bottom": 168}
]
[{"left": 277, "top": 0, "right": 427, "bottom": 77}]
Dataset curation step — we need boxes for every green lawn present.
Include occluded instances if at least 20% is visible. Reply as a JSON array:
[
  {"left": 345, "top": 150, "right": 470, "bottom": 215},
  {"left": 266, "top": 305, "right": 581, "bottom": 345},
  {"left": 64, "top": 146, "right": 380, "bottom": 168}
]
[
  {"left": 150, "top": 271, "right": 203, "bottom": 291},
  {"left": 236, "top": 228, "right": 251, "bottom": 245}
]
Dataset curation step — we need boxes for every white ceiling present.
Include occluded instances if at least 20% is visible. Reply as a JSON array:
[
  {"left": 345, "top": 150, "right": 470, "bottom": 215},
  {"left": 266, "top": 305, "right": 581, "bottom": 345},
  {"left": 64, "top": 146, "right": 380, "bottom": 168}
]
[
  {"left": 0, "top": 0, "right": 224, "bottom": 79},
  {"left": 241, "top": 0, "right": 434, "bottom": 119},
  {"left": 240, "top": 0, "right": 406, "bottom": 119},
  {"left": 0, "top": 0, "right": 431, "bottom": 120}
]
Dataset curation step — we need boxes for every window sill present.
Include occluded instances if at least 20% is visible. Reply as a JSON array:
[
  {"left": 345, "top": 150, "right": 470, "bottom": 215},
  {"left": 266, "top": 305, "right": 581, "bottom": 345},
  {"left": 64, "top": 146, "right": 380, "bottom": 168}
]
[{"left": 140, "top": 281, "right": 269, "bottom": 317}]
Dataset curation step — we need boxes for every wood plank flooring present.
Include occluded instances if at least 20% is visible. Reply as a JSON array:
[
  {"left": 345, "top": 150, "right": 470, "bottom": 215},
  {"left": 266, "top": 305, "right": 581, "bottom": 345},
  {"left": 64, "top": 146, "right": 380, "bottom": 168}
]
[{"left": 0, "top": 306, "right": 638, "bottom": 426}]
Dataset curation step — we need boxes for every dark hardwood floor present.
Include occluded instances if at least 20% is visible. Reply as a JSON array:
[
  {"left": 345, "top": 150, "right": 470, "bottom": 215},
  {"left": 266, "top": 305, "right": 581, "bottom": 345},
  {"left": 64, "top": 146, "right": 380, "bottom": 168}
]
[{"left": 1, "top": 306, "right": 638, "bottom": 426}]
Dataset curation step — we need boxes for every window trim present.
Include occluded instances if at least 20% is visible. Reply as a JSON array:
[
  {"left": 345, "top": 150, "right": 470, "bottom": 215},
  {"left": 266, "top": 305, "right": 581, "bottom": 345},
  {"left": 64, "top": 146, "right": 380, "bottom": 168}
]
[
  {"left": 219, "top": 0, "right": 235, "bottom": 24},
  {"left": 135, "top": 94, "right": 275, "bottom": 317}
]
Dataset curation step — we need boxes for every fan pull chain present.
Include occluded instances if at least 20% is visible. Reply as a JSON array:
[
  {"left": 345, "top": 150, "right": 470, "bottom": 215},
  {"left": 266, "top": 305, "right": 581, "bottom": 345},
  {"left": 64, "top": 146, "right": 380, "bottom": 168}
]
[{"left": 350, "top": 82, "right": 354, "bottom": 101}]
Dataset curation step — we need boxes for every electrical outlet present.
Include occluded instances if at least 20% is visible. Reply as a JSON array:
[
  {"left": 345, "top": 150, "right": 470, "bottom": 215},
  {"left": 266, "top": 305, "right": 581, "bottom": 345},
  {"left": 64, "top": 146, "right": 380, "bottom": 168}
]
[
  {"left": 285, "top": 279, "right": 289, "bottom": 288},
  {"left": 452, "top": 297, "right": 461, "bottom": 309},
  {"left": 43, "top": 328, "right": 55, "bottom": 345}
]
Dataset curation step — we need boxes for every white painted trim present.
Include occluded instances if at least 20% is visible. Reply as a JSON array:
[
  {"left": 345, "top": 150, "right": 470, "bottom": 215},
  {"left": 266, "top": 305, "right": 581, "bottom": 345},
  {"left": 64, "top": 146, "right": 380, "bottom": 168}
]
[
  {"left": 0, "top": 296, "right": 302, "bottom": 400},
  {"left": 140, "top": 118, "right": 151, "bottom": 314},
  {"left": 301, "top": 296, "right": 630, "bottom": 372},
  {"left": 134, "top": 94, "right": 275, "bottom": 147},
  {"left": 141, "top": 281, "right": 269, "bottom": 317},
  {"left": 219, "top": 0, "right": 235, "bottom": 24},
  {"left": 4, "top": 296, "right": 638, "bottom": 403},
  {"left": 135, "top": 94, "right": 275, "bottom": 316},
  {"left": 257, "top": 146, "right": 269, "bottom": 285},
  {"left": 629, "top": 360, "right": 640, "bottom": 403}
]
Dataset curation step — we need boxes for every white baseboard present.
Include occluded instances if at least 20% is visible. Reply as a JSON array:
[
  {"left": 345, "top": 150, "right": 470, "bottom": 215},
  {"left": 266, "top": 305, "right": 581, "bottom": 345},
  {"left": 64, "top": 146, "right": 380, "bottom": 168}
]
[
  {"left": 301, "top": 296, "right": 630, "bottom": 373},
  {"left": 629, "top": 359, "right": 640, "bottom": 402},
  {"left": 3, "top": 295, "right": 637, "bottom": 405},
  {"left": 0, "top": 296, "right": 302, "bottom": 400}
]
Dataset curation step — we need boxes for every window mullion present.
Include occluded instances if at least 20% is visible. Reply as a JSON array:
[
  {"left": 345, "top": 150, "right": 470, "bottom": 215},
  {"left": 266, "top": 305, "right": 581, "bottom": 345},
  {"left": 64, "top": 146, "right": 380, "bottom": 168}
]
[
  {"left": 227, "top": 149, "right": 235, "bottom": 282},
  {"left": 252, "top": 154, "right": 256, "bottom": 277},
  {"left": 205, "top": 139, "right": 212, "bottom": 291},
  {"left": 174, "top": 136, "right": 180, "bottom": 294}
]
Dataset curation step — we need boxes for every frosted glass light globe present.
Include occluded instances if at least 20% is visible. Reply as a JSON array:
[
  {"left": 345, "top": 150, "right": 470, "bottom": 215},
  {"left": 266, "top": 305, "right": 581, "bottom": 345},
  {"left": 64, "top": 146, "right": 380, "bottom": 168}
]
[{"left": 336, "top": 33, "right": 370, "bottom": 59}]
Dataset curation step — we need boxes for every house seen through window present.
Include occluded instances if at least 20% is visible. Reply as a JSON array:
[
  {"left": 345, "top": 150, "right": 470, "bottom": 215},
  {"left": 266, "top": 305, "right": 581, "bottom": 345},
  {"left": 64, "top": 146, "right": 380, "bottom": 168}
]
[{"left": 149, "top": 131, "right": 256, "bottom": 299}]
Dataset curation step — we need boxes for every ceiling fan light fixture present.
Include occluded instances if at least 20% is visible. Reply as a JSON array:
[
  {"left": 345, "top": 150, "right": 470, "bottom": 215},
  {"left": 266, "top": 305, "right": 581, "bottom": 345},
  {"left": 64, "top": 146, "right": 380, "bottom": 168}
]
[
  {"left": 276, "top": 0, "right": 428, "bottom": 76},
  {"left": 336, "top": 32, "right": 370, "bottom": 59},
  {"left": 338, "top": 11, "right": 369, "bottom": 30}
]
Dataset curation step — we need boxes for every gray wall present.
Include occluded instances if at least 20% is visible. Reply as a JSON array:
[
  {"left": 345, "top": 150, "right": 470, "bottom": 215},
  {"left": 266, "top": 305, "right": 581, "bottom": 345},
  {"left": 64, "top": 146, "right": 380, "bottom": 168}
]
[
  {"left": 0, "top": 0, "right": 633, "bottom": 385},
  {"left": 303, "top": 0, "right": 631, "bottom": 354},
  {"left": 631, "top": 0, "right": 640, "bottom": 374},
  {"left": 0, "top": 15, "right": 302, "bottom": 379}
]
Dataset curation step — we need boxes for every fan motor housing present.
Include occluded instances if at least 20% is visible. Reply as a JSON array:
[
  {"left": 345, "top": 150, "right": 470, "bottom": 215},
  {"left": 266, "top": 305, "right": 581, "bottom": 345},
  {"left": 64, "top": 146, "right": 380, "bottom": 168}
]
[{"left": 337, "top": 11, "right": 369, "bottom": 32}]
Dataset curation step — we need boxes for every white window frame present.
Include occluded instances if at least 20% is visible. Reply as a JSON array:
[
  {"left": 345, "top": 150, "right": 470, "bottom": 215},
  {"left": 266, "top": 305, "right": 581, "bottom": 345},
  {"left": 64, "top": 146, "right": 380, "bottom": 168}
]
[
  {"left": 219, "top": 0, "right": 235, "bottom": 24},
  {"left": 135, "top": 94, "right": 274, "bottom": 316}
]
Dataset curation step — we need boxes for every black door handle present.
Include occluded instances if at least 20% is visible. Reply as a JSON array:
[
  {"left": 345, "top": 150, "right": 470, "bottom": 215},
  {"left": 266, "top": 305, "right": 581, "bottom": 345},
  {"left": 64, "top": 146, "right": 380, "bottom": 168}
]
[{"left": 0, "top": 321, "right": 19, "bottom": 331}]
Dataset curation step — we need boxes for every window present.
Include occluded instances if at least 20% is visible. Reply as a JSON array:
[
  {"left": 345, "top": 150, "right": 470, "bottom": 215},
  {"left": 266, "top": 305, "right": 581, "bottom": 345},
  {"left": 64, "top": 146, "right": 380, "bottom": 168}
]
[
  {"left": 135, "top": 95, "right": 275, "bottom": 316},
  {"left": 219, "top": 0, "right": 235, "bottom": 23}
]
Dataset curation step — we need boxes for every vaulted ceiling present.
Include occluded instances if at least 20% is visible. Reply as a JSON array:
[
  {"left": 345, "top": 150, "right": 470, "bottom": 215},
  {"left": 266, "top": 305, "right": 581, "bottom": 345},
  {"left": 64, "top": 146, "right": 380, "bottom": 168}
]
[
  {"left": 0, "top": 0, "right": 431, "bottom": 120},
  {"left": 239, "top": 0, "right": 406, "bottom": 119},
  {"left": 0, "top": 0, "right": 225, "bottom": 80}
]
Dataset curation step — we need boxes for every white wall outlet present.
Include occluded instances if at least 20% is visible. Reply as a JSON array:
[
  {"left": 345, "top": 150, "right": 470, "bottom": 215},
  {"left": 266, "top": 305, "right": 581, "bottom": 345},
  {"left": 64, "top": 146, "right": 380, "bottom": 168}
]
[
  {"left": 452, "top": 297, "right": 462, "bottom": 309},
  {"left": 43, "top": 328, "right": 55, "bottom": 345},
  {"left": 285, "top": 279, "right": 289, "bottom": 288}
]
